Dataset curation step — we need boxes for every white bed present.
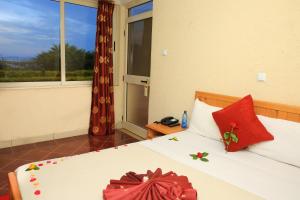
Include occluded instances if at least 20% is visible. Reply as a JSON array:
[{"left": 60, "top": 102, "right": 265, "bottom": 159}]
[
  {"left": 9, "top": 91, "right": 300, "bottom": 200},
  {"left": 14, "top": 128, "right": 300, "bottom": 200}
]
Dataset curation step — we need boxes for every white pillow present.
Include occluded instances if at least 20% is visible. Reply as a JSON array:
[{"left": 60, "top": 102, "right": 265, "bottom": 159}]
[
  {"left": 249, "top": 115, "right": 300, "bottom": 167},
  {"left": 189, "top": 99, "right": 221, "bottom": 140}
]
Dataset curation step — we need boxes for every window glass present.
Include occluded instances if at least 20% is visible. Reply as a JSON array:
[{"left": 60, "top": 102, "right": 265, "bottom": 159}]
[
  {"left": 65, "top": 3, "right": 96, "bottom": 81},
  {"left": 0, "top": 0, "right": 60, "bottom": 82},
  {"left": 127, "top": 18, "right": 152, "bottom": 77},
  {"left": 129, "top": 1, "right": 153, "bottom": 17}
]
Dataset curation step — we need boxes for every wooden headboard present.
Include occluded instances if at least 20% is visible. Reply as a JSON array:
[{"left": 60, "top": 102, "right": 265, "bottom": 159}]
[{"left": 195, "top": 91, "right": 300, "bottom": 123}]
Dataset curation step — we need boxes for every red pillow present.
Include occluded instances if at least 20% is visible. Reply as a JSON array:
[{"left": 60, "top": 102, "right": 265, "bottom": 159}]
[{"left": 212, "top": 95, "right": 274, "bottom": 152}]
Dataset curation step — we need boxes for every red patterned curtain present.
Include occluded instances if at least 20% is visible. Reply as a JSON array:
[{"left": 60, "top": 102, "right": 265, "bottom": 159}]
[{"left": 89, "top": 1, "right": 115, "bottom": 136}]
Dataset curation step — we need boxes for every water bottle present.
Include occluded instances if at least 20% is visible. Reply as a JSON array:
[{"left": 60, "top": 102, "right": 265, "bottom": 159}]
[{"left": 181, "top": 111, "right": 188, "bottom": 128}]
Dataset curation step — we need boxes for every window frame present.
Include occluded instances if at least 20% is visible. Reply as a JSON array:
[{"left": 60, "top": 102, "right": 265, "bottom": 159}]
[{"left": 0, "top": 0, "right": 107, "bottom": 88}]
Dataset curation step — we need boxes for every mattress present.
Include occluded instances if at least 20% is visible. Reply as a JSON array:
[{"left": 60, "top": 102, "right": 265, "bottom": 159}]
[{"left": 15, "top": 129, "right": 300, "bottom": 199}]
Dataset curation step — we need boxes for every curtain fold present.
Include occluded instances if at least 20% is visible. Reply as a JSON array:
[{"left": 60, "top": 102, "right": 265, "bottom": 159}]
[{"left": 89, "top": 0, "right": 115, "bottom": 136}]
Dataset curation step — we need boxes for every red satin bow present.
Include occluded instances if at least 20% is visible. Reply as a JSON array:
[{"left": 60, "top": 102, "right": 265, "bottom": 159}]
[{"left": 103, "top": 168, "right": 197, "bottom": 200}]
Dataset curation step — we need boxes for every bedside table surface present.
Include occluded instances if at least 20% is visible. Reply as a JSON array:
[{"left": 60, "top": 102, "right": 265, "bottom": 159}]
[{"left": 146, "top": 123, "right": 186, "bottom": 135}]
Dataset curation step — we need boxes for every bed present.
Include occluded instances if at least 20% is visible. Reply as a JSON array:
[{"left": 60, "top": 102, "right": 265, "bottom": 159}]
[{"left": 8, "top": 91, "right": 300, "bottom": 200}]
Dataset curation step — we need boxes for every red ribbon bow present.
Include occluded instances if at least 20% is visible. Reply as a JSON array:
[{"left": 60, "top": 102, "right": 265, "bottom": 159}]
[{"left": 103, "top": 168, "right": 197, "bottom": 200}]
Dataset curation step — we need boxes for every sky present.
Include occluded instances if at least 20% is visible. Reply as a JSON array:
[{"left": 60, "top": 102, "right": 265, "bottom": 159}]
[
  {"left": 0, "top": 0, "right": 97, "bottom": 59},
  {"left": 129, "top": 1, "right": 153, "bottom": 16}
]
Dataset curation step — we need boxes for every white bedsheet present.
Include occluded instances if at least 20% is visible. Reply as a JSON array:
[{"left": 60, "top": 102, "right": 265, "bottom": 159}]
[
  {"left": 140, "top": 128, "right": 300, "bottom": 200},
  {"left": 16, "top": 141, "right": 261, "bottom": 200}
]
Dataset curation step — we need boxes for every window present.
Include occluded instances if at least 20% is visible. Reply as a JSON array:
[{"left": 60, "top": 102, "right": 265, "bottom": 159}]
[
  {"left": 0, "top": 0, "right": 97, "bottom": 84},
  {"left": 0, "top": 0, "right": 60, "bottom": 82},
  {"left": 65, "top": 3, "right": 96, "bottom": 81},
  {"left": 127, "top": 18, "right": 152, "bottom": 76},
  {"left": 128, "top": 1, "right": 153, "bottom": 17}
]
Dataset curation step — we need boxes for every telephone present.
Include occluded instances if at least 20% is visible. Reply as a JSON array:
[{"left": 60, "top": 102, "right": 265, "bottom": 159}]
[{"left": 160, "top": 116, "right": 179, "bottom": 127}]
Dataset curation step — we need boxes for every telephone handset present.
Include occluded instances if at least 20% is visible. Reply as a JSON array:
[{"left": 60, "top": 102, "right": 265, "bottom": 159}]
[{"left": 160, "top": 116, "right": 179, "bottom": 126}]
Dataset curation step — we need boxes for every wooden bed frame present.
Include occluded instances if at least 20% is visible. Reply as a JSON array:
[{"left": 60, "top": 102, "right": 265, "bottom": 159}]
[
  {"left": 8, "top": 91, "right": 300, "bottom": 199},
  {"left": 195, "top": 91, "right": 300, "bottom": 122}
]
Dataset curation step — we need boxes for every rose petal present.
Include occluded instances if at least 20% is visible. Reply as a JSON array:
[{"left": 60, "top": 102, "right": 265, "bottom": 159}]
[
  {"left": 34, "top": 190, "right": 41, "bottom": 195},
  {"left": 30, "top": 178, "right": 36, "bottom": 182}
]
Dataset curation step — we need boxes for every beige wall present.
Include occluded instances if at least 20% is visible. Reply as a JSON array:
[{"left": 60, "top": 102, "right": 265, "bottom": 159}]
[
  {"left": 148, "top": 0, "right": 300, "bottom": 122},
  {"left": 0, "top": 86, "right": 91, "bottom": 146},
  {"left": 0, "top": 83, "right": 124, "bottom": 148}
]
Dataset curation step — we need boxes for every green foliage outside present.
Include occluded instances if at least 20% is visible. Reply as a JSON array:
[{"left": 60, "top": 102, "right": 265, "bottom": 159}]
[{"left": 0, "top": 44, "right": 94, "bottom": 82}]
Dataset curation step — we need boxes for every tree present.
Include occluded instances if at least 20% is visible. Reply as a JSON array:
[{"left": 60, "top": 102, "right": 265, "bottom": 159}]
[
  {"left": 0, "top": 57, "right": 9, "bottom": 70},
  {"left": 35, "top": 45, "right": 60, "bottom": 70},
  {"left": 34, "top": 44, "right": 95, "bottom": 71}
]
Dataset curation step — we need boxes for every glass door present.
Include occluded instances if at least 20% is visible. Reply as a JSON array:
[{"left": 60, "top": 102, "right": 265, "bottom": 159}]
[{"left": 123, "top": 2, "right": 152, "bottom": 138}]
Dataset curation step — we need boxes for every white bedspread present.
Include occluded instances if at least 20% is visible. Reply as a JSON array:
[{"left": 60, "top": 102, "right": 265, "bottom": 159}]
[
  {"left": 16, "top": 140, "right": 261, "bottom": 200},
  {"left": 15, "top": 129, "right": 300, "bottom": 200},
  {"left": 140, "top": 128, "right": 300, "bottom": 200}
]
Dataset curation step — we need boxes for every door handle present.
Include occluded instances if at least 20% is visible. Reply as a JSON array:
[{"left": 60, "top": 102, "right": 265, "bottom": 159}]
[{"left": 141, "top": 80, "right": 148, "bottom": 84}]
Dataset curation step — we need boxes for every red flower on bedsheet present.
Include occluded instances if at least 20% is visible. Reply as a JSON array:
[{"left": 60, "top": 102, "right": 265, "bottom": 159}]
[
  {"left": 190, "top": 152, "right": 209, "bottom": 162},
  {"left": 197, "top": 152, "right": 203, "bottom": 158}
]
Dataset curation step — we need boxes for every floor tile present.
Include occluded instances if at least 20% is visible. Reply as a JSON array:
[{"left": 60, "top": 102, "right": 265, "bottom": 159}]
[
  {"left": 34, "top": 140, "right": 59, "bottom": 152},
  {"left": 0, "top": 157, "right": 11, "bottom": 170},
  {"left": 42, "top": 152, "right": 70, "bottom": 160},
  {"left": 0, "top": 170, "right": 8, "bottom": 185},
  {"left": 1, "top": 159, "right": 33, "bottom": 172},
  {"left": 20, "top": 149, "right": 51, "bottom": 161}
]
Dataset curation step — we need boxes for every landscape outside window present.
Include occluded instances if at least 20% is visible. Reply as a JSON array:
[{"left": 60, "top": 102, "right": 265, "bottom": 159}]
[
  {"left": 0, "top": 0, "right": 96, "bottom": 82},
  {"left": 65, "top": 2, "right": 96, "bottom": 81}
]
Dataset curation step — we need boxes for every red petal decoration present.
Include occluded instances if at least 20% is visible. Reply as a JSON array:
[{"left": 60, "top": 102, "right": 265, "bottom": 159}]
[
  {"left": 197, "top": 152, "right": 203, "bottom": 158},
  {"left": 34, "top": 190, "right": 41, "bottom": 195},
  {"left": 103, "top": 168, "right": 197, "bottom": 200},
  {"left": 30, "top": 178, "right": 36, "bottom": 182}
]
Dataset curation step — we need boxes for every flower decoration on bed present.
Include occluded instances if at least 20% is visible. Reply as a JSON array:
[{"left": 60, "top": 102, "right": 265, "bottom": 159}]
[
  {"left": 24, "top": 158, "right": 67, "bottom": 197},
  {"left": 103, "top": 168, "right": 197, "bottom": 200},
  {"left": 223, "top": 122, "right": 239, "bottom": 151},
  {"left": 190, "top": 152, "right": 209, "bottom": 162},
  {"left": 168, "top": 137, "right": 179, "bottom": 141},
  {"left": 25, "top": 164, "right": 40, "bottom": 171}
]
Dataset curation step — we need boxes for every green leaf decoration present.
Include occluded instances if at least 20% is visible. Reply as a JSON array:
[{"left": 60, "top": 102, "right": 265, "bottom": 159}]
[
  {"left": 200, "top": 158, "right": 209, "bottom": 162},
  {"left": 231, "top": 134, "right": 238, "bottom": 143},
  {"left": 224, "top": 132, "right": 230, "bottom": 140},
  {"left": 190, "top": 154, "right": 198, "bottom": 160},
  {"left": 25, "top": 168, "right": 30, "bottom": 171},
  {"left": 202, "top": 152, "right": 208, "bottom": 157},
  {"left": 225, "top": 141, "right": 230, "bottom": 145},
  {"left": 34, "top": 167, "right": 40, "bottom": 170},
  {"left": 169, "top": 137, "right": 179, "bottom": 141}
]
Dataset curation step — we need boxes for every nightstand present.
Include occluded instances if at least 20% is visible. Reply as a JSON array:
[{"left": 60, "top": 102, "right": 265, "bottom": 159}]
[{"left": 145, "top": 123, "right": 186, "bottom": 139}]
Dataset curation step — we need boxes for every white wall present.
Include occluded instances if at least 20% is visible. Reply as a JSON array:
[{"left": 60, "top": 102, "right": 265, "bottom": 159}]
[{"left": 149, "top": 0, "right": 300, "bottom": 122}]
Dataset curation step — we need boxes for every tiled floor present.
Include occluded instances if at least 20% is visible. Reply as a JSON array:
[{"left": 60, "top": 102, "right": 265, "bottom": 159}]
[{"left": 0, "top": 130, "right": 140, "bottom": 195}]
